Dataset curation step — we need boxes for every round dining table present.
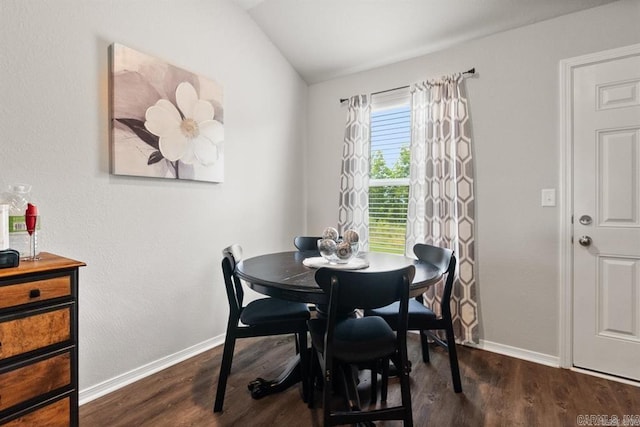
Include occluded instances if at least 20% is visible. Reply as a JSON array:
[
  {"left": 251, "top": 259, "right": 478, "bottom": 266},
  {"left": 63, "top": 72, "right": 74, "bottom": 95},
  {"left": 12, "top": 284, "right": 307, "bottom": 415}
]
[
  {"left": 236, "top": 250, "right": 443, "bottom": 305},
  {"left": 234, "top": 249, "right": 443, "bottom": 401}
]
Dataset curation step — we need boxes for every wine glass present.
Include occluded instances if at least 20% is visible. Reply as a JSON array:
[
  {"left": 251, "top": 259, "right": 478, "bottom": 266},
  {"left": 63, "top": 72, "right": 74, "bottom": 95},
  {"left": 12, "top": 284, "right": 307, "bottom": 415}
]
[{"left": 25, "top": 203, "right": 39, "bottom": 261}]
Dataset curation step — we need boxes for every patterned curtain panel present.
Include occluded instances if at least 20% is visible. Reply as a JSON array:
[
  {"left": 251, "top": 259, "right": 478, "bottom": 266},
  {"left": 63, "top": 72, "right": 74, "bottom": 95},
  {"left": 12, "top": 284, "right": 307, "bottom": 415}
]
[
  {"left": 338, "top": 95, "right": 371, "bottom": 250},
  {"left": 406, "top": 74, "right": 478, "bottom": 345}
]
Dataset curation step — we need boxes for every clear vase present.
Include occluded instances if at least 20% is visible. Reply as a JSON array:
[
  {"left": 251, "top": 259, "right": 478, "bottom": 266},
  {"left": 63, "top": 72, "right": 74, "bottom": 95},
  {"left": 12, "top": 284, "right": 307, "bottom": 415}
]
[{"left": 2, "top": 184, "right": 42, "bottom": 259}]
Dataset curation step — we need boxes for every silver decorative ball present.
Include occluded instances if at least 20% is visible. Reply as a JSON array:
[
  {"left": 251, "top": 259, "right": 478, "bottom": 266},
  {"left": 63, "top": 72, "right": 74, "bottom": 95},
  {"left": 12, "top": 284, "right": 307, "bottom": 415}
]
[
  {"left": 343, "top": 229, "right": 359, "bottom": 243},
  {"left": 322, "top": 227, "right": 339, "bottom": 241},
  {"left": 336, "top": 241, "right": 353, "bottom": 260},
  {"left": 318, "top": 238, "right": 337, "bottom": 258}
]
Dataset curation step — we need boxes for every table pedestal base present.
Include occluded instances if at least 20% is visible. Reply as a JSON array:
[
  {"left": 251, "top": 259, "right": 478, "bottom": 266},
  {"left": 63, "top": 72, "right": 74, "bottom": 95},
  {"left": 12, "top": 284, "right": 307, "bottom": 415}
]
[
  {"left": 248, "top": 352, "right": 378, "bottom": 426},
  {"left": 247, "top": 354, "right": 302, "bottom": 400}
]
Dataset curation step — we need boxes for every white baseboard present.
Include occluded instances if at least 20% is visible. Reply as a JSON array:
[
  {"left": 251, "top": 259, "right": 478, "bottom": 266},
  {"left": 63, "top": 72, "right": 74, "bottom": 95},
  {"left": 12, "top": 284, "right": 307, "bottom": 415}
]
[
  {"left": 478, "top": 339, "right": 560, "bottom": 368},
  {"left": 79, "top": 334, "right": 225, "bottom": 406}
]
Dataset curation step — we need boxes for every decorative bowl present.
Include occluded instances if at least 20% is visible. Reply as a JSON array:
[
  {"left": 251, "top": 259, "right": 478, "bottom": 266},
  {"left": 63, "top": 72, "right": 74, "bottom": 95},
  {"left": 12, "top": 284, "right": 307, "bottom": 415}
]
[{"left": 317, "top": 238, "right": 359, "bottom": 264}]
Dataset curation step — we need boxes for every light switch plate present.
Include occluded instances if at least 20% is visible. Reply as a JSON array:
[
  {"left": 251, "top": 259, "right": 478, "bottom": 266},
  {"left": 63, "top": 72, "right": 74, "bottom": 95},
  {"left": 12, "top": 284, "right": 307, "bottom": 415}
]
[{"left": 541, "top": 188, "right": 556, "bottom": 207}]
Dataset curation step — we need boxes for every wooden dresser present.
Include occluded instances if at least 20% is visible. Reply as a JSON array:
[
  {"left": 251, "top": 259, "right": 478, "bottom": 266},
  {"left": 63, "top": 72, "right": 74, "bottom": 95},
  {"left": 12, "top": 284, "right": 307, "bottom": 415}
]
[{"left": 0, "top": 253, "right": 84, "bottom": 426}]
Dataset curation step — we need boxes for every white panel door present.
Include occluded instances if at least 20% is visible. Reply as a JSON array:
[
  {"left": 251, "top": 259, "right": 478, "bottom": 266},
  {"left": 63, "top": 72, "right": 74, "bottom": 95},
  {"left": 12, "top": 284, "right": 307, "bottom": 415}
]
[{"left": 573, "top": 52, "right": 640, "bottom": 381}]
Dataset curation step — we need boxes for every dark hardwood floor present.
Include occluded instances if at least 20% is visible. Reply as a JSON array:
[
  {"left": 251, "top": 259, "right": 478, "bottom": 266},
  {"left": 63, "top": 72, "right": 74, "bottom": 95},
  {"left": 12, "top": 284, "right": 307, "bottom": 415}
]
[{"left": 80, "top": 334, "right": 640, "bottom": 426}]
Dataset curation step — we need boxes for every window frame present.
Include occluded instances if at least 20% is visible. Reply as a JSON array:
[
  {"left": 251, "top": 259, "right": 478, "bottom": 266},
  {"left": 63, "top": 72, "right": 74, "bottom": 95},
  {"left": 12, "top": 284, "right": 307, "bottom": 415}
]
[{"left": 368, "top": 88, "right": 411, "bottom": 255}]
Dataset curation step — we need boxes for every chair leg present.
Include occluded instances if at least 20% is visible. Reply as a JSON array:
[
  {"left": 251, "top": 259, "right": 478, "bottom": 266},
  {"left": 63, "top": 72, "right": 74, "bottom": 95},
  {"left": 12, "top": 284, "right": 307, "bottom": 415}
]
[
  {"left": 399, "top": 356, "right": 413, "bottom": 426},
  {"left": 381, "top": 357, "right": 389, "bottom": 402},
  {"left": 370, "top": 360, "right": 378, "bottom": 405},
  {"left": 307, "top": 348, "right": 317, "bottom": 408},
  {"left": 444, "top": 326, "right": 462, "bottom": 393},
  {"left": 420, "top": 330, "right": 430, "bottom": 363},
  {"left": 297, "top": 332, "right": 309, "bottom": 402},
  {"left": 214, "top": 332, "right": 237, "bottom": 412},
  {"left": 322, "top": 360, "right": 333, "bottom": 427}
]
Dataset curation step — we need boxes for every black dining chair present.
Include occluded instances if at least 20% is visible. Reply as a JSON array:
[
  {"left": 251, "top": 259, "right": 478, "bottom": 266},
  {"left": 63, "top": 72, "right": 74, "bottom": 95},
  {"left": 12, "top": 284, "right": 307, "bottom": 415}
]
[
  {"left": 364, "top": 243, "right": 462, "bottom": 393},
  {"left": 214, "top": 244, "right": 311, "bottom": 412},
  {"left": 293, "top": 236, "right": 322, "bottom": 251},
  {"left": 308, "top": 266, "right": 415, "bottom": 426}
]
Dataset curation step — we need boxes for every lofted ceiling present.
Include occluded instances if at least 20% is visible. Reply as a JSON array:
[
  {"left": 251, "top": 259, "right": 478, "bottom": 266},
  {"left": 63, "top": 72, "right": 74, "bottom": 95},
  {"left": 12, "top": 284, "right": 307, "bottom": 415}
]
[{"left": 235, "top": 0, "right": 618, "bottom": 84}]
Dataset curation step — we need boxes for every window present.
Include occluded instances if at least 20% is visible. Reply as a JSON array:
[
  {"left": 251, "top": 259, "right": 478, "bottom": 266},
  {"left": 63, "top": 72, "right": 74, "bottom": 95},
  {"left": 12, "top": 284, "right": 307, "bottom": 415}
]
[{"left": 369, "top": 88, "right": 411, "bottom": 254}]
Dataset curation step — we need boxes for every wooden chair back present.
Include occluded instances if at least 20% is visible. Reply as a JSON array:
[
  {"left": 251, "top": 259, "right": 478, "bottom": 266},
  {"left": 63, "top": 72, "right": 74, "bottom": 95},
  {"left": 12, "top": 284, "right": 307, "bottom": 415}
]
[
  {"left": 222, "top": 244, "right": 245, "bottom": 316},
  {"left": 413, "top": 243, "right": 456, "bottom": 318}
]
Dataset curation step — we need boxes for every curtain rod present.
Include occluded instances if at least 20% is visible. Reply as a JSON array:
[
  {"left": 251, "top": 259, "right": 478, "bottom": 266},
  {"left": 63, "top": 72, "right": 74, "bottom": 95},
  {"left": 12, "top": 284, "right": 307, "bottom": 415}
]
[{"left": 339, "top": 67, "right": 476, "bottom": 104}]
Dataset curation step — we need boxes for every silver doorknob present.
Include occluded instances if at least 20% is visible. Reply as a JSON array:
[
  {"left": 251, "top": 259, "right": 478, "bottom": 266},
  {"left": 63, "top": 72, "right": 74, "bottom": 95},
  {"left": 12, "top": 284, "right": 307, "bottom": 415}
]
[{"left": 578, "top": 236, "right": 592, "bottom": 247}]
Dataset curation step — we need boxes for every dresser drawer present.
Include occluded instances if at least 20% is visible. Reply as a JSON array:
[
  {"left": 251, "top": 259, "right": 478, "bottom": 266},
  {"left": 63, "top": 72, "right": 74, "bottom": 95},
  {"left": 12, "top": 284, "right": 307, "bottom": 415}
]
[
  {"left": 0, "top": 276, "right": 71, "bottom": 310},
  {"left": 0, "top": 307, "right": 71, "bottom": 361},
  {"left": 0, "top": 352, "right": 71, "bottom": 412},
  {"left": 3, "top": 396, "right": 70, "bottom": 427}
]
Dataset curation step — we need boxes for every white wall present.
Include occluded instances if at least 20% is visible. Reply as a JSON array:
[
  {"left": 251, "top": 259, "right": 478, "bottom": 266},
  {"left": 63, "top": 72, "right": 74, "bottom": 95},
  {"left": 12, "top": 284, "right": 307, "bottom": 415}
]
[
  {"left": 0, "top": 0, "right": 307, "bottom": 393},
  {"left": 306, "top": 0, "right": 640, "bottom": 357}
]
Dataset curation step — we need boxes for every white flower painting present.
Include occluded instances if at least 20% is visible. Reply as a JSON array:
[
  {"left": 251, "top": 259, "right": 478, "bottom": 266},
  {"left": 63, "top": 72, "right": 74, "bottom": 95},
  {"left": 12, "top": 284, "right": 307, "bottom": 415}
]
[{"left": 111, "top": 43, "right": 224, "bottom": 182}]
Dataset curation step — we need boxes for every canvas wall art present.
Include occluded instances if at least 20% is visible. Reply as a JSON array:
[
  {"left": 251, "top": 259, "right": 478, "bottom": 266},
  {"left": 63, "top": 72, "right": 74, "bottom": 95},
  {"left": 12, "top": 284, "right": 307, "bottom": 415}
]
[{"left": 110, "top": 43, "right": 224, "bottom": 182}]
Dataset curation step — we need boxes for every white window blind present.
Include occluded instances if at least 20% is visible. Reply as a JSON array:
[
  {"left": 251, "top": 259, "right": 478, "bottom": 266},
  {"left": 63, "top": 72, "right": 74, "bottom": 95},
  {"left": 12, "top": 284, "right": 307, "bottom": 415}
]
[{"left": 369, "top": 87, "right": 411, "bottom": 254}]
